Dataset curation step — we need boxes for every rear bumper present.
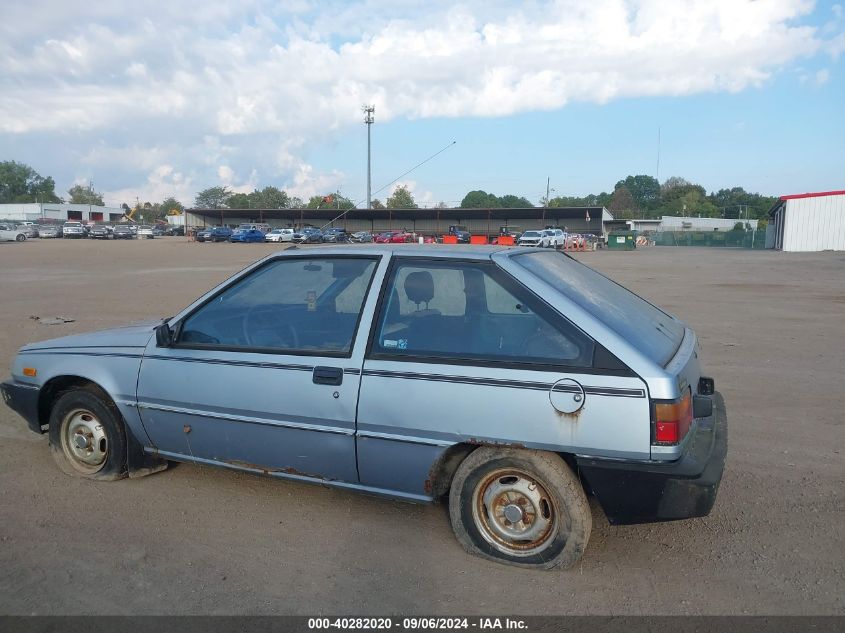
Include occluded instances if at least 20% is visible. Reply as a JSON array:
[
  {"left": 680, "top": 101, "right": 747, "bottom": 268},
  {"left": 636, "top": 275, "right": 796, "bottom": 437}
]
[
  {"left": 576, "top": 391, "right": 727, "bottom": 525},
  {"left": 1, "top": 379, "right": 42, "bottom": 434}
]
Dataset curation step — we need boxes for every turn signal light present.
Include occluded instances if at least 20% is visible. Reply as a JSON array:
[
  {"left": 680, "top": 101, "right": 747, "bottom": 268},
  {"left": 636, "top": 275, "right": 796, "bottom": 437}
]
[
  {"left": 22, "top": 367, "right": 37, "bottom": 377},
  {"left": 653, "top": 390, "right": 692, "bottom": 445}
]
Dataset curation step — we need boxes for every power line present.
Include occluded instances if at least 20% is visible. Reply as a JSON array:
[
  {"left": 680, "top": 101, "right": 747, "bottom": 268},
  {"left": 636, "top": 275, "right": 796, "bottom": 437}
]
[{"left": 320, "top": 140, "right": 457, "bottom": 229}]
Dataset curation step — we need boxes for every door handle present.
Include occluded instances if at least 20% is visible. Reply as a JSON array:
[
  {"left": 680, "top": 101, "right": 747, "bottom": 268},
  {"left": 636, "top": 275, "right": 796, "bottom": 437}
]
[{"left": 313, "top": 366, "right": 343, "bottom": 386}]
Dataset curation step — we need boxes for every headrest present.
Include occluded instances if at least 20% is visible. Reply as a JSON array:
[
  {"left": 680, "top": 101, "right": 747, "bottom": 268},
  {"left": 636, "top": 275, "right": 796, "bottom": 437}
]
[{"left": 404, "top": 270, "right": 435, "bottom": 305}]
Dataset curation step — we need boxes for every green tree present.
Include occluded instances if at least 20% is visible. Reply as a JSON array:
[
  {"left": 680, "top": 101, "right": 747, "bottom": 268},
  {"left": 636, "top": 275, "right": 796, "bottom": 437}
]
[
  {"left": 663, "top": 188, "right": 719, "bottom": 217},
  {"left": 371, "top": 198, "right": 385, "bottom": 209},
  {"left": 0, "top": 161, "right": 61, "bottom": 203},
  {"left": 708, "top": 187, "right": 777, "bottom": 220},
  {"left": 615, "top": 175, "right": 660, "bottom": 211},
  {"left": 159, "top": 197, "right": 184, "bottom": 216},
  {"left": 194, "top": 186, "right": 232, "bottom": 209},
  {"left": 288, "top": 196, "right": 304, "bottom": 209},
  {"left": 226, "top": 193, "right": 251, "bottom": 209},
  {"left": 608, "top": 186, "right": 637, "bottom": 216},
  {"left": 660, "top": 179, "right": 708, "bottom": 217},
  {"left": 252, "top": 186, "right": 290, "bottom": 209},
  {"left": 498, "top": 194, "right": 533, "bottom": 208},
  {"left": 386, "top": 185, "right": 418, "bottom": 209},
  {"left": 67, "top": 183, "right": 104, "bottom": 205},
  {"left": 460, "top": 190, "right": 501, "bottom": 208}
]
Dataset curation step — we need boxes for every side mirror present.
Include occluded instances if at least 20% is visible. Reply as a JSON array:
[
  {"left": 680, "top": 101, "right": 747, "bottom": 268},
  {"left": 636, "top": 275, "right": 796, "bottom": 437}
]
[{"left": 155, "top": 321, "right": 174, "bottom": 347}]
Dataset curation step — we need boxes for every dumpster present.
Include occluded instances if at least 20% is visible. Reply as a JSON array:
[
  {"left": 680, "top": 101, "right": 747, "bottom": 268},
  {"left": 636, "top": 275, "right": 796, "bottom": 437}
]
[{"left": 607, "top": 231, "right": 637, "bottom": 250}]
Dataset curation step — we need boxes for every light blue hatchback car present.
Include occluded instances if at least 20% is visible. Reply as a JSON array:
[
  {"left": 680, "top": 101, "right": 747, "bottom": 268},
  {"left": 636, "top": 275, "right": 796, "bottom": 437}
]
[{"left": 2, "top": 245, "right": 726, "bottom": 569}]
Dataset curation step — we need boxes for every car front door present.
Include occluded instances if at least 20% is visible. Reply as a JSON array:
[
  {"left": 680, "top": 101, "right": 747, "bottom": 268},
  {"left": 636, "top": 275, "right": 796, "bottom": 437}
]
[
  {"left": 355, "top": 257, "right": 650, "bottom": 498},
  {"left": 136, "top": 255, "right": 381, "bottom": 482}
]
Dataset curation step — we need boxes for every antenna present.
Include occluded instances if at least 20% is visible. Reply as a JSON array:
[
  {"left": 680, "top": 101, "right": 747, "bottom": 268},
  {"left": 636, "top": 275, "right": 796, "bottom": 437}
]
[
  {"left": 656, "top": 126, "right": 661, "bottom": 183},
  {"left": 363, "top": 105, "right": 375, "bottom": 209}
]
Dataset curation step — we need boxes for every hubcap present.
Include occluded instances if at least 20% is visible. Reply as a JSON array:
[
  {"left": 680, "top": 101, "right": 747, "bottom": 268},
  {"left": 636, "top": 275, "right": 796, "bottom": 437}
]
[
  {"left": 472, "top": 469, "right": 559, "bottom": 557},
  {"left": 61, "top": 409, "right": 108, "bottom": 474}
]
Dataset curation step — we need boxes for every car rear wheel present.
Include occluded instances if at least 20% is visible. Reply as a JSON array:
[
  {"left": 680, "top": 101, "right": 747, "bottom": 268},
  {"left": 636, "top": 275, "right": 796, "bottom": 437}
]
[
  {"left": 16, "top": 233, "right": 26, "bottom": 242},
  {"left": 448, "top": 447, "right": 591, "bottom": 569},
  {"left": 49, "top": 388, "right": 127, "bottom": 481}
]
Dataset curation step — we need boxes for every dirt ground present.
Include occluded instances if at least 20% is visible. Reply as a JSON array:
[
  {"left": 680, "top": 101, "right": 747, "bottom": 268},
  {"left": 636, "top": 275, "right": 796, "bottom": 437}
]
[{"left": 0, "top": 238, "right": 842, "bottom": 615}]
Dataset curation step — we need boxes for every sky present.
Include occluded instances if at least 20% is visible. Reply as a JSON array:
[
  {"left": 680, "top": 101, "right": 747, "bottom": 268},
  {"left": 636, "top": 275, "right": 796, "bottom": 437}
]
[{"left": 0, "top": 0, "right": 843, "bottom": 208}]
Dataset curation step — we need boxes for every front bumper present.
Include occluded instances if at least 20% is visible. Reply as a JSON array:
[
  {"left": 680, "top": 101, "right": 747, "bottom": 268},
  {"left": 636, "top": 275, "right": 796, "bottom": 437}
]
[
  {"left": 1, "top": 380, "right": 42, "bottom": 434},
  {"left": 576, "top": 391, "right": 727, "bottom": 525}
]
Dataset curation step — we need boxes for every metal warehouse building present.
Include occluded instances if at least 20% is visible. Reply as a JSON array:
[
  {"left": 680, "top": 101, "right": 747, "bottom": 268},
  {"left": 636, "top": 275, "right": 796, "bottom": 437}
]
[
  {"left": 0, "top": 203, "right": 125, "bottom": 223},
  {"left": 767, "top": 190, "right": 845, "bottom": 252},
  {"left": 184, "top": 206, "right": 614, "bottom": 238}
]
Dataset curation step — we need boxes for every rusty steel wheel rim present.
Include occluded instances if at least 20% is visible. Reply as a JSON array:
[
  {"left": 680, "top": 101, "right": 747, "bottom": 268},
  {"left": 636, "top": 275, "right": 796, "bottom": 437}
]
[
  {"left": 60, "top": 408, "right": 108, "bottom": 475},
  {"left": 471, "top": 468, "right": 559, "bottom": 557}
]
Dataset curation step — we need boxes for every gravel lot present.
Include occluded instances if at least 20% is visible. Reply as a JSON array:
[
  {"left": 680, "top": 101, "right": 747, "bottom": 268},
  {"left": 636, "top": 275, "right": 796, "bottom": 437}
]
[{"left": 0, "top": 238, "right": 842, "bottom": 615}]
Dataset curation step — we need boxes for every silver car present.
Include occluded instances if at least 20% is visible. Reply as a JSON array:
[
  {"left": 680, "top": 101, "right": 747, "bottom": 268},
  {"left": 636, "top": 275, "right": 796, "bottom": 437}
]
[{"left": 1, "top": 245, "right": 726, "bottom": 569}]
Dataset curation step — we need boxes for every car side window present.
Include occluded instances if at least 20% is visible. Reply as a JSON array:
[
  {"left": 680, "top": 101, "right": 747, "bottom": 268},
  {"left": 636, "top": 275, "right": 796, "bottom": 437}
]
[
  {"left": 372, "top": 260, "right": 594, "bottom": 367},
  {"left": 178, "top": 257, "right": 377, "bottom": 355}
]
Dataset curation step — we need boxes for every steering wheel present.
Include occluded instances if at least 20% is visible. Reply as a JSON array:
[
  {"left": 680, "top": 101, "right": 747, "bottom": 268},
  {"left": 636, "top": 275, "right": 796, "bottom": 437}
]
[{"left": 242, "top": 305, "right": 300, "bottom": 349}]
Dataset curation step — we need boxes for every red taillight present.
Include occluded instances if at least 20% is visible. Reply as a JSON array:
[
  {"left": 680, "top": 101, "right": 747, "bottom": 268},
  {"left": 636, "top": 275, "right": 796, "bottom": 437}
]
[{"left": 653, "top": 390, "right": 693, "bottom": 445}]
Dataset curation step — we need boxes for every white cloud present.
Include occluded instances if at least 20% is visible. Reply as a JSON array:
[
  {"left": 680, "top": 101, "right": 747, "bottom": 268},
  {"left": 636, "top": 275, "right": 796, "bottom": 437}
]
[
  {"left": 815, "top": 68, "right": 831, "bottom": 84},
  {"left": 0, "top": 0, "right": 840, "bottom": 202}
]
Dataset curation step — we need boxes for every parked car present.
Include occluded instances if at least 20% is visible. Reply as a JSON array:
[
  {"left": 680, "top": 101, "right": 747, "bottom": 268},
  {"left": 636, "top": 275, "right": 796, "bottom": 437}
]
[
  {"left": 517, "top": 230, "right": 551, "bottom": 248},
  {"left": 229, "top": 228, "right": 265, "bottom": 243},
  {"left": 195, "top": 228, "right": 214, "bottom": 243},
  {"left": 137, "top": 225, "right": 155, "bottom": 239},
  {"left": 88, "top": 225, "right": 112, "bottom": 239},
  {"left": 237, "top": 223, "right": 271, "bottom": 234},
  {"left": 165, "top": 225, "right": 185, "bottom": 236},
  {"left": 265, "top": 228, "right": 294, "bottom": 243},
  {"left": 16, "top": 224, "right": 40, "bottom": 238},
  {"left": 209, "top": 227, "right": 233, "bottom": 242},
  {"left": 0, "top": 223, "right": 27, "bottom": 242},
  {"left": 389, "top": 231, "right": 414, "bottom": 243},
  {"left": 322, "top": 228, "right": 350, "bottom": 243},
  {"left": 547, "top": 228, "right": 566, "bottom": 249},
  {"left": 36, "top": 224, "right": 62, "bottom": 239},
  {"left": 350, "top": 231, "right": 373, "bottom": 243},
  {"left": 113, "top": 225, "right": 135, "bottom": 240},
  {"left": 152, "top": 226, "right": 166, "bottom": 237},
  {"left": 1, "top": 245, "right": 726, "bottom": 570},
  {"left": 291, "top": 227, "right": 323, "bottom": 244},
  {"left": 373, "top": 230, "right": 400, "bottom": 243},
  {"left": 62, "top": 221, "right": 86, "bottom": 239}
]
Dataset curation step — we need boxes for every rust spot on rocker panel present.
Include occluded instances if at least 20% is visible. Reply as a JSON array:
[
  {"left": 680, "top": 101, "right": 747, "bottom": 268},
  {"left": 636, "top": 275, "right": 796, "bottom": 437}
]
[{"left": 466, "top": 438, "right": 526, "bottom": 448}]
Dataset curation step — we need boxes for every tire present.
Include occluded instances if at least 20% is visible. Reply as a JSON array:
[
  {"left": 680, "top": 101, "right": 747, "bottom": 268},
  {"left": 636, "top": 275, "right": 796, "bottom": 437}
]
[
  {"left": 448, "top": 447, "right": 591, "bottom": 570},
  {"left": 49, "top": 388, "right": 128, "bottom": 481},
  {"left": 16, "top": 234, "right": 26, "bottom": 242}
]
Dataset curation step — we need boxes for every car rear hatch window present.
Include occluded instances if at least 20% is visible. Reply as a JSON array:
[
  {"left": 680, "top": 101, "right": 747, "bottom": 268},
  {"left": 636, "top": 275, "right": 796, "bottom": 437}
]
[{"left": 514, "top": 251, "right": 685, "bottom": 366}]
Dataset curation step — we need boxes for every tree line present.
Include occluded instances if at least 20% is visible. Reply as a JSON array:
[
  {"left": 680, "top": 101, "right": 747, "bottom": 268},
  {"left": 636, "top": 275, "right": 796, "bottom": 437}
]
[{"left": 1, "top": 160, "right": 777, "bottom": 223}]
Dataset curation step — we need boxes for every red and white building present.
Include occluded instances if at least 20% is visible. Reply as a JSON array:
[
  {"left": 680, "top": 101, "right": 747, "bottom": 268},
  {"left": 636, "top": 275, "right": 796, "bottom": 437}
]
[{"left": 767, "top": 190, "right": 845, "bottom": 252}]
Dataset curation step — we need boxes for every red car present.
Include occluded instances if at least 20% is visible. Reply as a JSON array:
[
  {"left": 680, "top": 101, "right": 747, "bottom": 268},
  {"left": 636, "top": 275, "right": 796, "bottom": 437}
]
[
  {"left": 374, "top": 231, "right": 400, "bottom": 243},
  {"left": 389, "top": 231, "right": 414, "bottom": 243}
]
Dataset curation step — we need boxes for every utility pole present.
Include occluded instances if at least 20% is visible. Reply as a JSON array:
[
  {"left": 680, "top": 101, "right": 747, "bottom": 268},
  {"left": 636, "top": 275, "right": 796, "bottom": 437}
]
[{"left": 363, "top": 105, "right": 375, "bottom": 209}]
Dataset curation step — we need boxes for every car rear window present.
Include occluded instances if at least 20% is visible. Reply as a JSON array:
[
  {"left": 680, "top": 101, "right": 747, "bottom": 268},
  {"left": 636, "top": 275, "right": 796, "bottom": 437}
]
[{"left": 514, "top": 251, "right": 686, "bottom": 366}]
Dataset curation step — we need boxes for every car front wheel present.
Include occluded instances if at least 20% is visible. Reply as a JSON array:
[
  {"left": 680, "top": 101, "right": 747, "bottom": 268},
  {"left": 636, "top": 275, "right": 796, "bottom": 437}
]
[
  {"left": 449, "top": 447, "right": 591, "bottom": 569},
  {"left": 49, "top": 388, "right": 127, "bottom": 481}
]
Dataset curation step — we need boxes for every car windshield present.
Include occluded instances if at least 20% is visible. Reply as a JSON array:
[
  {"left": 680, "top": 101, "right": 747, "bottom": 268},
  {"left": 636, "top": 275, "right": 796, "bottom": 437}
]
[
  {"left": 514, "top": 251, "right": 686, "bottom": 366},
  {"left": 522, "top": 231, "right": 540, "bottom": 238}
]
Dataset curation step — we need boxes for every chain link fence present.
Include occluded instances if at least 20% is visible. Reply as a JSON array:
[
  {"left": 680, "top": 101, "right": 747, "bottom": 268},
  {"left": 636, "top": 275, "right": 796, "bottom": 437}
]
[{"left": 652, "top": 230, "right": 767, "bottom": 249}]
